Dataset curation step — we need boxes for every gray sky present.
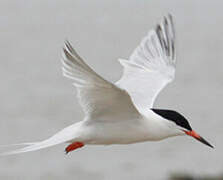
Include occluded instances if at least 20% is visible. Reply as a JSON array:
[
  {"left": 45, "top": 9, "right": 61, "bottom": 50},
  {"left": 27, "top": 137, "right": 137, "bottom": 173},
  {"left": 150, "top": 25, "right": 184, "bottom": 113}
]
[{"left": 0, "top": 1, "right": 222, "bottom": 179}]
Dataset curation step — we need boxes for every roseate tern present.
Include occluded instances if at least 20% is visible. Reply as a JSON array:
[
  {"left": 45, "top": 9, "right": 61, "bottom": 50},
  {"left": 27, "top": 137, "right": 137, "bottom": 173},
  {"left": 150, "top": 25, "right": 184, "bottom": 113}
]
[{"left": 0, "top": 14, "right": 213, "bottom": 156}]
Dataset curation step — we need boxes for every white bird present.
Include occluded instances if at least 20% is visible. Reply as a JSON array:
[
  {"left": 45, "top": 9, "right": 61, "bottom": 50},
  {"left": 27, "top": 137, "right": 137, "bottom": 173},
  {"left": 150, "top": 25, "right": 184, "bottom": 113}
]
[{"left": 1, "top": 14, "right": 213, "bottom": 156}]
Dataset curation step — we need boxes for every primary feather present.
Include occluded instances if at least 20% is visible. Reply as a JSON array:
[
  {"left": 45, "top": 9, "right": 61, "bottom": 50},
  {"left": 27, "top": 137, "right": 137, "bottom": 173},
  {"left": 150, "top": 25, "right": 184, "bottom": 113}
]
[
  {"left": 61, "top": 40, "right": 139, "bottom": 120},
  {"left": 116, "top": 14, "right": 176, "bottom": 113}
]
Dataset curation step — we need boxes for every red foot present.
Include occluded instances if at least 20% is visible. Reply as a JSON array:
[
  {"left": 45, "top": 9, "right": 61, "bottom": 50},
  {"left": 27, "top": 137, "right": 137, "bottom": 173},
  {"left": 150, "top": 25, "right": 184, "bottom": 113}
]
[{"left": 65, "top": 142, "right": 84, "bottom": 154}]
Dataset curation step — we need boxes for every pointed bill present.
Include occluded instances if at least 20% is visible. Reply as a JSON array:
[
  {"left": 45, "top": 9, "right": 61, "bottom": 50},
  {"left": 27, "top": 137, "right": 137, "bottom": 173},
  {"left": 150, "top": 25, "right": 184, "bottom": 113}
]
[{"left": 184, "top": 130, "right": 214, "bottom": 148}]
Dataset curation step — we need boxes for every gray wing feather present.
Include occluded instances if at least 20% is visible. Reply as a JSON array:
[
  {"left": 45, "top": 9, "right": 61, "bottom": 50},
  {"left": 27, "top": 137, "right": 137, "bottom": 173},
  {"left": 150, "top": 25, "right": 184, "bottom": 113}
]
[{"left": 116, "top": 14, "right": 176, "bottom": 112}]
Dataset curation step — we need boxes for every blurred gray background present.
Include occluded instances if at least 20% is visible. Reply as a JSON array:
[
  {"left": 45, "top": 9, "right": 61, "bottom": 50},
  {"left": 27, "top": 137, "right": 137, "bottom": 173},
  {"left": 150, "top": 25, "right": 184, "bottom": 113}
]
[{"left": 0, "top": 0, "right": 222, "bottom": 180}]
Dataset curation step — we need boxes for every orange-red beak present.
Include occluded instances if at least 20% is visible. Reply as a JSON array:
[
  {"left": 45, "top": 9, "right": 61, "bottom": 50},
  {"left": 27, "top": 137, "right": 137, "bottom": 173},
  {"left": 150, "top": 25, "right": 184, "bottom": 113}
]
[{"left": 184, "top": 130, "right": 214, "bottom": 148}]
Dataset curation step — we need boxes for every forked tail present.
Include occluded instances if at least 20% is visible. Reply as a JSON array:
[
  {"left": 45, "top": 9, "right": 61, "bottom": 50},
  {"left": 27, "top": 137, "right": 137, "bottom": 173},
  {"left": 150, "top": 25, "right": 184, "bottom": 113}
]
[
  {"left": 0, "top": 137, "right": 67, "bottom": 156},
  {"left": 1, "top": 117, "right": 83, "bottom": 156}
]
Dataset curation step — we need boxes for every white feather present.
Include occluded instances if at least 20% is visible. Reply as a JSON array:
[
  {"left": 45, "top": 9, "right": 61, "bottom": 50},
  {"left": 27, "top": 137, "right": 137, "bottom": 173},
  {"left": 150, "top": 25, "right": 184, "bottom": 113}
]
[
  {"left": 0, "top": 14, "right": 185, "bottom": 156},
  {"left": 61, "top": 40, "right": 139, "bottom": 120},
  {"left": 116, "top": 14, "right": 176, "bottom": 113}
]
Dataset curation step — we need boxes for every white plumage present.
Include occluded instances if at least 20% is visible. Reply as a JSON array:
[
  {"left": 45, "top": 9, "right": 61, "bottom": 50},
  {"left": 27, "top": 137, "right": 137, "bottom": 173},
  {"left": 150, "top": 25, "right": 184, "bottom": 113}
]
[
  {"left": 116, "top": 15, "right": 175, "bottom": 111},
  {"left": 2, "top": 14, "right": 211, "bottom": 156},
  {"left": 62, "top": 40, "right": 139, "bottom": 120}
]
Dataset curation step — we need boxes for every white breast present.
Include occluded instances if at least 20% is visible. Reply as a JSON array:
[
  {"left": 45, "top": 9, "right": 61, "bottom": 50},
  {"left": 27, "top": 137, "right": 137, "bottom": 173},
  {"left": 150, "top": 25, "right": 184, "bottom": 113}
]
[{"left": 76, "top": 110, "right": 179, "bottom": 145}]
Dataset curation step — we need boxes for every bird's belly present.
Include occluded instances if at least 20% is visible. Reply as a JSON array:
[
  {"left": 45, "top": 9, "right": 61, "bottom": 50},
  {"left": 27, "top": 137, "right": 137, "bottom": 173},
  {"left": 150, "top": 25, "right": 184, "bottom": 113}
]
[{"left": 82, "top": 120, "right": 159, "bottom": 145}]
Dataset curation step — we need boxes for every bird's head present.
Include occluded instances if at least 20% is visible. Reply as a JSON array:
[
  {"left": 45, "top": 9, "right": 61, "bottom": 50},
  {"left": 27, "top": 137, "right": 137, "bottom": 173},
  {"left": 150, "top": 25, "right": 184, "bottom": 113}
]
[{"left": 151, "top": 109, "right": 214, "bottom": 148}]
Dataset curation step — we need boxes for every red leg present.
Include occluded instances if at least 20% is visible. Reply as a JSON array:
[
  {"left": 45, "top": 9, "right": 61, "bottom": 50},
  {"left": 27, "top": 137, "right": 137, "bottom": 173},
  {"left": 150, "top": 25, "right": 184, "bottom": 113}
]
[{"left": 65, "top": 142, "right": 84, "bottom": 154}]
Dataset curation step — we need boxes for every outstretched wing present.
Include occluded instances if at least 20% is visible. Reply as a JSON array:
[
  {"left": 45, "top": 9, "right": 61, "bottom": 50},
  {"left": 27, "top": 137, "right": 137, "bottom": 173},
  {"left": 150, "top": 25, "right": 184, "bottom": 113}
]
[
  {"left": 62, "top": 41, "right": 139, "bottom": 120},
  {"left": 116, "top": 14, "right": 176, "bottom": 113}
]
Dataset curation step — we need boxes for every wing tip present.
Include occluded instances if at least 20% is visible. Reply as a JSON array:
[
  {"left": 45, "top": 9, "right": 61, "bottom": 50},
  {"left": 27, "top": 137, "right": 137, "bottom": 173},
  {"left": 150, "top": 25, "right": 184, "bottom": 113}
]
[{"left": 64, "top": 39, "right": 72, "bottom": 50}]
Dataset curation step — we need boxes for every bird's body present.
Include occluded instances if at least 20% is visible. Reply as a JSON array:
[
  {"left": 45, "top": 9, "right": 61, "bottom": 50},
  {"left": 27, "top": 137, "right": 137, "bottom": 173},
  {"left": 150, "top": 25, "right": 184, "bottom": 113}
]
[
  {"left": 57, "top": 110, "right": 182, "bottom": 146},
  {"left": 0, "top": 14, "right": 213, "bottom": 156}
]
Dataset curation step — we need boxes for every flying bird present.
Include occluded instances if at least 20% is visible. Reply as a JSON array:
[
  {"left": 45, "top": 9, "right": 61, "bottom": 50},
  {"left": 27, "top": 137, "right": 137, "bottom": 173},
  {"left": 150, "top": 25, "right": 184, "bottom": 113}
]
[{"left": 1, "top": 14, "right": 213, "bottom": 156}]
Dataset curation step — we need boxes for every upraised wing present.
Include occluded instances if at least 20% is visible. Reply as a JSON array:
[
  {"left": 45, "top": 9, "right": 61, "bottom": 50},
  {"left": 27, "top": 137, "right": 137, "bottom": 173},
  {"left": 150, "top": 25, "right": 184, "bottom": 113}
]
[
  {"left": 116, "top": 14, "right": 176, "bottom": 113},
  {"left": 62, "top": 41, "right": 139, "bottom": 120}
]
